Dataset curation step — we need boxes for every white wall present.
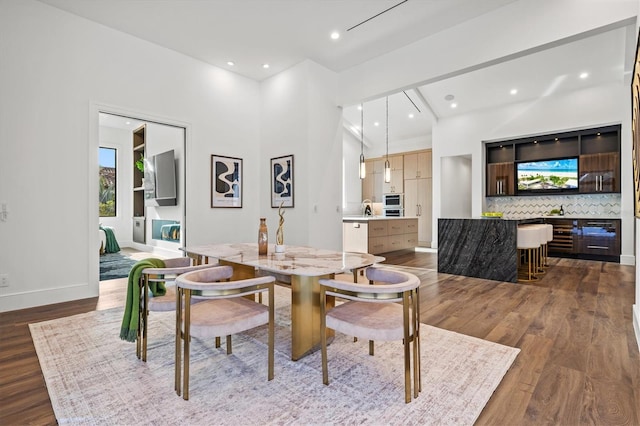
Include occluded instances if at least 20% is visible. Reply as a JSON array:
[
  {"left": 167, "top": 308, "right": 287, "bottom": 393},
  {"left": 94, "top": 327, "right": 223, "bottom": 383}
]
[
  {"left": 260, "top": 60, "right": 342, "bottom": 250},
  {"left": 431, "top": 83, "right": 633, "bottom": 262},
  {"left": 440, "top": 155, "right": 472, "bottom": 218},
  {"left": 0, "top": 0, "right": 261, "bottom": 312}
]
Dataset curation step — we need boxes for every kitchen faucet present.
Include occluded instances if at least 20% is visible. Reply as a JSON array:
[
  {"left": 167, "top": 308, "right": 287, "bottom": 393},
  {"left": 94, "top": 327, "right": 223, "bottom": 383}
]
[{"left": 361, "top": 199, "right": 373, "bottom": 216}]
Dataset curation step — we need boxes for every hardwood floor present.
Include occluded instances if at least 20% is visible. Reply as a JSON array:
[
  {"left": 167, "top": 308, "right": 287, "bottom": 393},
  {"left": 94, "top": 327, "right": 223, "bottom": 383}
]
[{"left": 0, "top": 251, "right": 638, "bottom": 425}]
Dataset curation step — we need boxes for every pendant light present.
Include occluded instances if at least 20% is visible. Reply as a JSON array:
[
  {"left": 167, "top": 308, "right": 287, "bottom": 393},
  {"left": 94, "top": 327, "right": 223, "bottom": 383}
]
[
  {"left": 359, "top": 103, "right": 366, "bottom": 179},
  {"left": 384, "top": 96, "right": 391, "bottom": 183}
]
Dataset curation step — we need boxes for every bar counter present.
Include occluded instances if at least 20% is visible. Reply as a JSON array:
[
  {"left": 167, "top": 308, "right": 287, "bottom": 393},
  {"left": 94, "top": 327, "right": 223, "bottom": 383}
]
[{"left": 437, "top": 218, "right": 539, "bottom": 283}]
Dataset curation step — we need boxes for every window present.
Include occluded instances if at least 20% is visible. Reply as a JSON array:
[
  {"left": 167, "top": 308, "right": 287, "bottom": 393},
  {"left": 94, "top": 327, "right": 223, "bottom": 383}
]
[{"left": 99, "top": 147, "right": 116, "bottom": 217}]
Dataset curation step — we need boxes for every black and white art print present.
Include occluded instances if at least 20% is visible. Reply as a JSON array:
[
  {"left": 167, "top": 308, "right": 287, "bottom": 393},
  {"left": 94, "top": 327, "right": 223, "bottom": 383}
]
[
  {"left": 271, "top": 155, "right": 294, "bottom": 208},
  {"left": 211, "top": 155, "right": 242, "bottom": 208}
]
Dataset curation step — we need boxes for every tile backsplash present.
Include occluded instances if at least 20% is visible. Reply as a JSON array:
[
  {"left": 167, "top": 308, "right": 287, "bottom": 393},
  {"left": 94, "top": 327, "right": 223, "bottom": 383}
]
[{"left": 485, "top": 194, "right": 621, "bottom": 218}]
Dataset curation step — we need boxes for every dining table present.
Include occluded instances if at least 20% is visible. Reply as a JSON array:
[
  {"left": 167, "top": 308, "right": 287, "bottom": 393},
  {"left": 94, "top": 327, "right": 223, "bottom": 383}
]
[{"left": 182, "top": 243, "right": 384, "bottom": 360}]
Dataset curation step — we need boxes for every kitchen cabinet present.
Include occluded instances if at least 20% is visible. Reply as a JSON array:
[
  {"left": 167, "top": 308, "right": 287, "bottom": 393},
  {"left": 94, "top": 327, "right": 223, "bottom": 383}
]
[
  {"left": 404, "top": 151, "right": 432, "bottom": 179},
  {"left": 545, "top": 217, "right": 620, "bottom": 261},
  {"left": 486, "top": 162, "right": 515, "bottom": 196},
  {"left": 404, "top": 177, "right": 432, "bottom": 246},
  {"left": 579, "top": 152, "right": 620, "bottom": 193},
  {"left": 578, "top": 219, "right": 620, "bottom": 257},
  {"left": 485, "top": 124, "right": 620, "bottom": 197},
  {"left": 382, "top": 155, "right": 404, "bottom": 194},
  {"left": 362, "top": 159, "right": 384, "bottom": 202},
  {"left": 342, "top": 218, "right": 418, "bottom": 255},
  {"left": 546, "top": 218, "right": 577, "bottom": 253}
]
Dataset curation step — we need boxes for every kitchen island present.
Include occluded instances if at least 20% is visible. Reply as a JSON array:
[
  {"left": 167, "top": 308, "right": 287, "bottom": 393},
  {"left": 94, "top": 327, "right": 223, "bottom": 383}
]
[
  {"left": 343, "top": 216, "right": 418, "bottom": 254},
  {"left": 438, "top": 217, "right": 538, "bottom": 283}
]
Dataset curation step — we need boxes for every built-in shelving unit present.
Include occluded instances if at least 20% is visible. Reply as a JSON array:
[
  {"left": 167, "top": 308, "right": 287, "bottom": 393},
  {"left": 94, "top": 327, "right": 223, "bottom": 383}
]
[
  {"left": 133, "top": 124, "right": 146, "bottom": 244},
  {"left": 485, "top": 124, "right": 621, "bottom": 197}
]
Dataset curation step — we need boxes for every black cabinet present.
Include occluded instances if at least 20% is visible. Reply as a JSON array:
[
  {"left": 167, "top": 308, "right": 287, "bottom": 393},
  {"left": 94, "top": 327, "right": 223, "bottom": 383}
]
[
  {"left": 486, "top": 125, "right": 620, "bottom": 197},
  {"left": 545, "top": 218, "right": 620, "bottom": 261},
  {"left": 578, "top": 219, "right": 620, "bottom": 257}
]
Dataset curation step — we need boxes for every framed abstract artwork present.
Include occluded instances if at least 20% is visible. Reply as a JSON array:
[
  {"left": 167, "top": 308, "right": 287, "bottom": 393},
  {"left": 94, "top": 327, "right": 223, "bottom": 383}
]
[
  {"left": 211, "top": 155, "right": 242, "bottom": 208},
  {"left": 632, "top": 32, "right": 640, "bottom": 218},
  {"left": 271, "top": 154, "right": 294, "bottom": 208}
]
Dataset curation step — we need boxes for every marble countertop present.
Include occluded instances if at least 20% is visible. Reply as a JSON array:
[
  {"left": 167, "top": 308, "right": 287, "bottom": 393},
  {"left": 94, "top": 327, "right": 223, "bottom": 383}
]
[{"left": 183, "top": 243, "right": 385, "bottom": 276}]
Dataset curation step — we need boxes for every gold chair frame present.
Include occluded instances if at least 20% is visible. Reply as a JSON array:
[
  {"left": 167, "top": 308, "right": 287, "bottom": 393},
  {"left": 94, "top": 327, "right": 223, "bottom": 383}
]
[
  {"left": 175, "top": 267, "right": 275, "bottom": 400},
  {"left": 136, "top": 258, "right": 216, "bottom": 362},
  {"left": 319, "top": 268, "right": 421, "bottom": 403}
]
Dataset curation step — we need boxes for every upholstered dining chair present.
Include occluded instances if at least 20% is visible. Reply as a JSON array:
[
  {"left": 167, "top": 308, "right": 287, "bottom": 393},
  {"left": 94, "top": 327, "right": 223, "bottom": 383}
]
[
  {"left": 137, "top": 257, "right": 220, "bottom": 362},
  {"left": 175, "top": 266, "right": 276, "bottom": 400},
  {"left": 319, "top": 267, "right": 421, "bottom": 403}
]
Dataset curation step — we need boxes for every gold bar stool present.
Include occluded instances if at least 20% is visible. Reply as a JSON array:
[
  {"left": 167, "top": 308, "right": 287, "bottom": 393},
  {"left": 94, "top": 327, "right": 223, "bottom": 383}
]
[
  {"left": 543, "top": 224, "right": 553, "bottom": 267},
  {"left": 517, "top": 225, "right": 540, "bottom": 282}
]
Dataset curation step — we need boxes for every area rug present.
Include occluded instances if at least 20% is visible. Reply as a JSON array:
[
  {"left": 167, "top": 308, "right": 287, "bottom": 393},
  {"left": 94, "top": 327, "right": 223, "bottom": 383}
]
[
  {"left": 30, "top": 287, "right": 519, "bottom": 425},
  {"left": 99, "top": 252, "right": 137, "bottom": 281}
]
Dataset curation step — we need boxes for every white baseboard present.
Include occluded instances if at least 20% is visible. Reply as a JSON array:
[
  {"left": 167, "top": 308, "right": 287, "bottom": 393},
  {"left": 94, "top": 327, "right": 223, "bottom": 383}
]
[
  {"left": 620, "top": 254, "right": 635, "bottom": 266},
  {"left": 0, "top": 282, "right": 97, "bottom": 313},
  {"left": 634, "top": 305, "right": 640, "bottom": 353}
]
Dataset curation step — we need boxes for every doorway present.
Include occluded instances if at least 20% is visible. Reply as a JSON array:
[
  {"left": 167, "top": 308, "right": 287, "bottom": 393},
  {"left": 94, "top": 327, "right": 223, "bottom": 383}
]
[{"left": 97, "top": 111, "right": 187, "bottom": 280}]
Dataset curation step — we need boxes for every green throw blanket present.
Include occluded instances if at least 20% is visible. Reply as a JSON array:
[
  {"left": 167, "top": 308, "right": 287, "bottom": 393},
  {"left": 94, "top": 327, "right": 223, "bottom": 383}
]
[
  {"left": 100, "top": 226, "right": 120, "bottom": 253},
  {"left": 119, "top": 258, "right": 166, "bottom": 342}
]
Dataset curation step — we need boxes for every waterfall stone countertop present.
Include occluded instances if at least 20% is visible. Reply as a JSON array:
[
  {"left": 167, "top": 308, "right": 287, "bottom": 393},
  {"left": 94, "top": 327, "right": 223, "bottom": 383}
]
[{"left": 438, "top": 218, "right": 522, "bottom": 283}]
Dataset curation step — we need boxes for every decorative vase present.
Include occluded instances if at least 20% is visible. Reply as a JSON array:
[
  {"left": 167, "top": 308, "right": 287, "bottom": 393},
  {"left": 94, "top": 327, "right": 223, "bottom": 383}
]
[{"left": 258, "top": 218, "right": 268, "bottom": 255}]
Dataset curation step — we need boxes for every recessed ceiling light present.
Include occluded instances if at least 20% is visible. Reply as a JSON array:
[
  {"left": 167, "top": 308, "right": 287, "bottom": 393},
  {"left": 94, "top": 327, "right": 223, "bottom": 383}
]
[
  {"left": 262, "top": 63, "right": 270, "bottom": 69},
  {"left": 125, "top": 121, "right": 131, "bottom": 125},
  {"left": 450, "top": 103, "right": 457, "bottom": 109},
  {"left": 444, "top": 94, "right": 455, "bottom": 101},
  {"left": 357, "top": 105, "right": 362, "bottom": 111},
  {"left": 227, "top": 61, "right": 235, "bottom": 66},
  {"left": 510, "top": 89, "right": 518, "bottom": 95},
  {"left": 374, "top": 121, "right": 380, "bottom": 127},
  {"left": 330, "top": 31, "right": 340, "bottom": 40},
  {"left": 408, "top": 113, "right": 414, "bottom": 119},
  {"left": 579, "top": 72, "right": 589, "bottom": 79}
]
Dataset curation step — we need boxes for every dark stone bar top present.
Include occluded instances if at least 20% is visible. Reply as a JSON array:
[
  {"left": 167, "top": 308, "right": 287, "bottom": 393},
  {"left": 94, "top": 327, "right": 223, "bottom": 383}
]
[{"left": 437, "top": 218, "right": 538, "bottom": 283}]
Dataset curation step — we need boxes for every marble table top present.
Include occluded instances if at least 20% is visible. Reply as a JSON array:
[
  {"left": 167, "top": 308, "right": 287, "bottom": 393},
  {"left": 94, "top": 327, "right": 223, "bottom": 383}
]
[{"left": 182, "top": 243, "right": 385, "bottom": 277}]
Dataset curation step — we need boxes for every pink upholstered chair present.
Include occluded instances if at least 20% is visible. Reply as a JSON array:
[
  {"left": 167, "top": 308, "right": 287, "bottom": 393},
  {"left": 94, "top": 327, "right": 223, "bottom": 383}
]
[
  {"left": 319, "top": 267, "right": 421, "bottom": 403},
  {"left": 137, "top": 257, "right": 220, "bottom": 361},
  {"left": 175, "top": 266, "right": 275, "bottom": 400}
]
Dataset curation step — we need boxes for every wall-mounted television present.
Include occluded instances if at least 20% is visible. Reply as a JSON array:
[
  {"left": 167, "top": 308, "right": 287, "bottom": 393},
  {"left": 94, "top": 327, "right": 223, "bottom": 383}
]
[
  {"left": 517, "top": 157, "right": 578, "bottom": 193},
  {"left": 144, "top": 149, "right": 177, "bottom": 206}
]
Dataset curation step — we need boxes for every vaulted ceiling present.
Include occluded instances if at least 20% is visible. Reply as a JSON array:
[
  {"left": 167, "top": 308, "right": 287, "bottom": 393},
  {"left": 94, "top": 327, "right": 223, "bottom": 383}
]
[{"left": 40, "top": 0, "right": 633, "bottom": 149}]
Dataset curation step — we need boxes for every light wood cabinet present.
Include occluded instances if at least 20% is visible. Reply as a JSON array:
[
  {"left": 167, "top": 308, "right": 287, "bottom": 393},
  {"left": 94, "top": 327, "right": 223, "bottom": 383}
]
[
  {"left": 382, "top": 155, "right": 404, "bottom": 194},
  {"left": 404, "top": 150, "right": 432, "bottom": 179},
  {"left": 362, "top": 159, "right": 384, "bottom": 202},
  {"left": 343, "top": 218, "right": 418, "bottom": 255},
  {"left": 404, "top": 178, "right": 432, "bottom": 246}
]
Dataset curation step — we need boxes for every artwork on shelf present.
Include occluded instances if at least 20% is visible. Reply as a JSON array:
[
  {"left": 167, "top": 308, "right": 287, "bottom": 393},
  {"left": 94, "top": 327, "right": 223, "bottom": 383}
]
[
  {"left": 211, "top": 155, "right": 242, "bottom": 208},
  {"left": 632, "top": 32, "right": 640, "bottom": 218},
  {"left": 271, "top": 154, "right": 294, "bottom": 208}
]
